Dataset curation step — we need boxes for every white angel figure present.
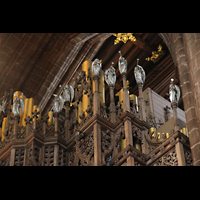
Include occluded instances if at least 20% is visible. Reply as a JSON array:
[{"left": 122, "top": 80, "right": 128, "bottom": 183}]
[
  {"left": 169, "top": 79, "right": 181, "bottom": 104},
  {"left": 104, "top": 62, "right": 116, "bottom": 86},
  {"left": 59, "top": 84, "right": 74, "bottom": 103},
  {"left": 118, "top": 51, "right": 128, "bottom": 75},
  {"left": 52, "top": 94, "right": 64, "bottom": 113},
  {"left": 0, "top": 99, "right": 7, "bottom": 113},
  {"left": 12, "top": 94, "right": 25, "bottom": 117},
  {"left": 134, "top": 59, "right": 146, "bottom": 85},
  {"left": 92, "top": 58, "right": 102, "bottom": 78}
]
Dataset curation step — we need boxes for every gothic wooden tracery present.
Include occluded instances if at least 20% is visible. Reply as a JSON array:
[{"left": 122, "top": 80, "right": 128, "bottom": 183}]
[{"left": 0, "top": 33, "right": 195, "bottom": 166}]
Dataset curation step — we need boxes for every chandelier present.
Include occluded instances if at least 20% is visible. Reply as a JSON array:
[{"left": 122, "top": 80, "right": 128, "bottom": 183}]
[{"left": 113, "top": 33, "right": 136, "bottom": 45}]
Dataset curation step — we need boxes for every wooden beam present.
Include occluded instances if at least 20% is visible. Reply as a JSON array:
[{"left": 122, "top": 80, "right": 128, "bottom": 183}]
[{"left": 133, "top": 34, "right": 153, "bottom": 55}]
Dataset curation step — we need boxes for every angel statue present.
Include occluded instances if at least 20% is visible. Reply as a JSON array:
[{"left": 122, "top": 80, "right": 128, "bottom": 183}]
[
  {"left": 0, "top": 99, "right": 7, "bottom": 113},
  {"left": 169, "top": 79, "right": 181, "bottom": 104},
  {"left": 104, "top": 62, "right": 116, "bottom": 87},
  {"left": 92, "top": 58, "right": 102, "bottom": 78},
  {"left": 134, "top": 59, "right": 146, "bottom": 85},
  {"left": 118, "top": 51, "right": 128, "bottom": 75},
  {"left": 59, "top": 84, "right": 74, "bottom": 103},
  {"left": 52, "top": 94, "right": 64, "bottom": 113},
  {"left": 12, "top": 94, "right": 25, "bottom": 117}
]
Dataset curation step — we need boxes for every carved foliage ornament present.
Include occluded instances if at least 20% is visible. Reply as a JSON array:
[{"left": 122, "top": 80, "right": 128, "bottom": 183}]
[
  {"left": 76, "top": 132, "right": 94, "bottom": 165},
  {"left": 113, "top": 33, "right": 136, "bottom": 45},
  {"left": 146, "top": 44, "right": 165, "bottom": 63}
]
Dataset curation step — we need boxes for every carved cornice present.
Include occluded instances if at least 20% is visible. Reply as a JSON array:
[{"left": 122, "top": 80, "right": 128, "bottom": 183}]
[
  {"left": 109, "top": 144, "right": 146, "bottom": 166},
  {"left": 146, "top": 131, "right": 189, "bottom": 166}
]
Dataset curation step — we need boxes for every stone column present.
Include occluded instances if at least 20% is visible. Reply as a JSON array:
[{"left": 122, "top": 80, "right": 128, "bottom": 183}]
[{"left": 173, "top": 33, "right": 200, "bottom": 166}]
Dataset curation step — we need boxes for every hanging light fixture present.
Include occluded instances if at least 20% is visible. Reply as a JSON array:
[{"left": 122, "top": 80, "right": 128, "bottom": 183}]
[{"left": 113, "top": 33, "right": 136, "bottom": 45}]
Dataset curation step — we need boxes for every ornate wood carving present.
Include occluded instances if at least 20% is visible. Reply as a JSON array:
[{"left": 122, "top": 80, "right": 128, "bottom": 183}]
[
  {"left": 44, "top": 146, "right": 54, "bottom": 166},
  {"left": 101, "top": 129, "right": 114, "bottom": 165},
  {"left": 152, "top": 148, "right": 178, "bottom": 166},
  {"left": 14, "top": 149, "right": 25, "bottom": 166},
  {"left": 76, "top": 132, "right": 94, "bottom": 166}
]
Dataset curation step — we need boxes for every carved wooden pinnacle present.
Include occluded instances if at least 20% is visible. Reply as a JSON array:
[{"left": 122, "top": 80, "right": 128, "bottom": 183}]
[
  {"left": 32, "top": 109, "right": 40, "bottom": 118},
  {"left": 25, "top": 116, "right": 32, "bottom": 124}
]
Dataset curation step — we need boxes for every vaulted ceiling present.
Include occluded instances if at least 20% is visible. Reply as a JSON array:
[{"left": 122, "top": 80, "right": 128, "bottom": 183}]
[{"left": 0, "top": 33, "right": 182, "bottom": 116}]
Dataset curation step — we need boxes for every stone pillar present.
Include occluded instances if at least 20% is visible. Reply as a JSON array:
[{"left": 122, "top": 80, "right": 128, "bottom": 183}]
[{"left": 173, "top": 33, "right": 200, "bottom": 166}]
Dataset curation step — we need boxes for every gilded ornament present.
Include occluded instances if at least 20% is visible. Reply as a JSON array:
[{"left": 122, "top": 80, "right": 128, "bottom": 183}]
[
  {"left": 146, "top": 44, "right": 165, "bottom": 63},
  {"left": 113, "top": 33, "right": 136, "bottom": 45}
]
